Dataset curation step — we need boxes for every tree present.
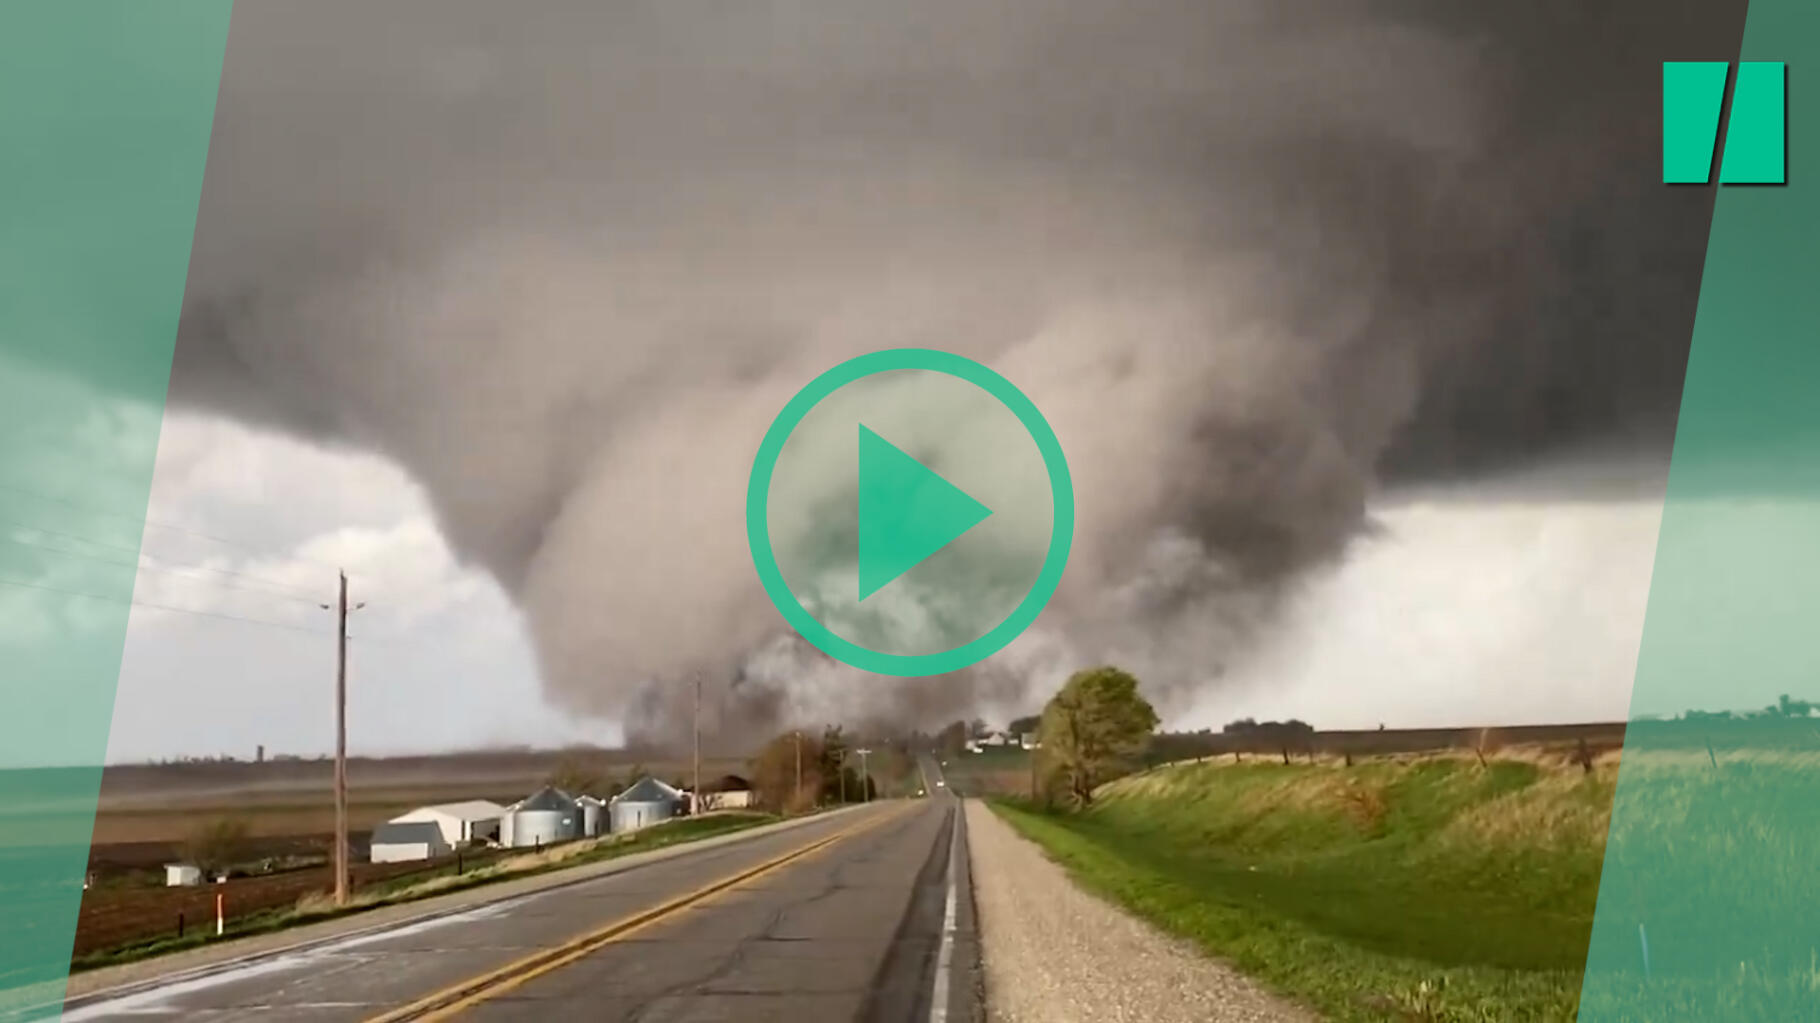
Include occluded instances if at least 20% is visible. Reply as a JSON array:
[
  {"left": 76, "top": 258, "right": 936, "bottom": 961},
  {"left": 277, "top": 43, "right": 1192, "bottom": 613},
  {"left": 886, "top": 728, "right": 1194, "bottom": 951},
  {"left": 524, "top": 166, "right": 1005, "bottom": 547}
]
[
  {"left": 546, "top": 757, "right": 603, "bottom": 796},
  {"left": 1036, "top": 666, "right": 1159, "bottom": 808},
  {"left": 818, "top": 725, "right": 864, "bottom": 804},
  {"left": 749, "top": 730, "right": 824, "bottom": 813},
  {"left": 184, "top": 817, "right": 250, "bottom": 876},
  {"left": 1007, "top": 715, "right": 1041, "bottom": 737},
  {"left": 936, "top": 720, "right": 969, "bottom": 758}
]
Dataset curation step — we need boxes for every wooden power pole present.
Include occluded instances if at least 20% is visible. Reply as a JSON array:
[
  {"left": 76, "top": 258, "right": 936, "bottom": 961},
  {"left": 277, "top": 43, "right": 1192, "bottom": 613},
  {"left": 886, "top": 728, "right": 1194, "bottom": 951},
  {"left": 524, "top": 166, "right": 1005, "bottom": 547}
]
[
  {"left": 333, "top": 571, "right": 349, "bottom": 907},
  {"left": 692, "top": 673, "right": 702, "bottom": 816},
  {"left": 793, "top": 730, "right": 803, "bottom": 813}
]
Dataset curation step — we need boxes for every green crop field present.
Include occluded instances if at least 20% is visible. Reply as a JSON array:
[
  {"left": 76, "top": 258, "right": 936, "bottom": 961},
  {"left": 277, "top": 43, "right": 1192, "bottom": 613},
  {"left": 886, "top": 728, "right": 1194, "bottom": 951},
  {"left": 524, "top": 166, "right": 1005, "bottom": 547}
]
[{"left": 991, "top": 750, "right": 1616, "bottom": 1022}]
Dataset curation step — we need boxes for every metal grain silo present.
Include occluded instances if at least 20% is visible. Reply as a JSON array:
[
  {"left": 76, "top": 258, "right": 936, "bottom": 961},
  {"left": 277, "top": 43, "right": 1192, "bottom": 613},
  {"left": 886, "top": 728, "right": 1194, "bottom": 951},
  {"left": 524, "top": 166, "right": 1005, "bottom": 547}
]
[
  {"left": 502, "top": 786, "right": 580, "bottom": 847},
  {"left": 578, "top": 795, "right": 606, "bottom": 837},
  {"left": 609, "top": 777, "right": 683, "bottom": 834}
]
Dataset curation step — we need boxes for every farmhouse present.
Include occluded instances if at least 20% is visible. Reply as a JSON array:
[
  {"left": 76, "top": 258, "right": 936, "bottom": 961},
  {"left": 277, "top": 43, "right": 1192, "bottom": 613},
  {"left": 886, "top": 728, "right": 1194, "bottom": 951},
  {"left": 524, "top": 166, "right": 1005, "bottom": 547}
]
[
  {"left": 700, "top": 774, "right": 754, "bottom": 811},
  {"left": 368, "top": 821, "right": 451, "bottom": 863},
  {"left": 387, "top": 799, "right": 505, "bottom": 847}
]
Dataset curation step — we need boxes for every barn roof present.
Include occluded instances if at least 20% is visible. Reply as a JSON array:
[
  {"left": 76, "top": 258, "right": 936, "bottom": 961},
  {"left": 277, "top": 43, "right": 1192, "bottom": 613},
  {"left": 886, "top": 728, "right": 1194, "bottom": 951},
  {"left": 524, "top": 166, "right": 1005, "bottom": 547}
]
[
  {"left": 613, "top": 777, "right": 682, "bottom": 804},
  {"left": 514, "top": 786, "right": 578, "bottom": 812},
  {"left": 400, "top": 800, "right": 506, "bottom": 821},
  {"left": 370, "top": 821, "right": 443, "bottom": 846}
]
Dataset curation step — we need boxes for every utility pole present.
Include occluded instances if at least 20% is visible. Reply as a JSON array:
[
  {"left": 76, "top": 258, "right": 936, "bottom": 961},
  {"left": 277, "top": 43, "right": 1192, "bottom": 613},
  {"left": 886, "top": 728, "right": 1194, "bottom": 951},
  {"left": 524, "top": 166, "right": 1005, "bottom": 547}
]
[
  {"left": 793, "top": 730, "right": 803, "bottom": 813},
  {"left": 321, "top": 572, "right": 364, "bottom": 908},
  {"left": 333, "top": 571, "right": 349, "bottom": 907},
  {"left": 691, "top": 673, "right": 702, "bottom": 817},
  {"left": 837, "top": 750, "right": 847, "bottom": 805},
  {"left": 856, "top": 748, "right": 872, "bottom": 803}
]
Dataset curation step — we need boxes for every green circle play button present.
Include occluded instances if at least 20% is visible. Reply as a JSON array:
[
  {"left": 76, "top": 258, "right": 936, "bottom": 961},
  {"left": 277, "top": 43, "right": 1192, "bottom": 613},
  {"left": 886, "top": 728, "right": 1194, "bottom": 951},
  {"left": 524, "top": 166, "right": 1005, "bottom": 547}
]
[{"left": 745, "top": 348, "right": 1074, "bottom": 676}]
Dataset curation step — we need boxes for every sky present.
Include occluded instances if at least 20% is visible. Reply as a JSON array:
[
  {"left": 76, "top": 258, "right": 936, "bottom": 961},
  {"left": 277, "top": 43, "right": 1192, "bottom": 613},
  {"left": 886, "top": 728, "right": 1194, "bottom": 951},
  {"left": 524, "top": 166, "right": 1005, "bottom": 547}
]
[
  {"left": 31, "top": 0, "right": 1746, "bottom": 762},
  {"left": 92, "top": 413, "right": 1665, "bottom": 763},
  {"left": 98, "top": 412, "right": 613, "bottom": 765}
]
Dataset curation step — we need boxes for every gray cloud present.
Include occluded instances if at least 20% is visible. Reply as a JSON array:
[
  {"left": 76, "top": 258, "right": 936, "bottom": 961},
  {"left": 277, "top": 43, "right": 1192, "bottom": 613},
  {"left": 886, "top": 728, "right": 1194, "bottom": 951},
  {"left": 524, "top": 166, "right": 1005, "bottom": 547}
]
[{"left": 163, "top": 0, "right": 1742, "bottom": 745}]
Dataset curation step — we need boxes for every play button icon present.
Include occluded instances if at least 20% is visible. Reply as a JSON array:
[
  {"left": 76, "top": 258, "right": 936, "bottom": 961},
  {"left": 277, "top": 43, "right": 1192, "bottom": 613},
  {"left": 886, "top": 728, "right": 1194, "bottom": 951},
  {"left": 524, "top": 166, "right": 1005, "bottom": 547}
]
[
  {"left": 856, "top": 425, "right": 993, "bottom": 602},
  {"left": 747, "top": 348, "right": 1074, "bottom": 677}
]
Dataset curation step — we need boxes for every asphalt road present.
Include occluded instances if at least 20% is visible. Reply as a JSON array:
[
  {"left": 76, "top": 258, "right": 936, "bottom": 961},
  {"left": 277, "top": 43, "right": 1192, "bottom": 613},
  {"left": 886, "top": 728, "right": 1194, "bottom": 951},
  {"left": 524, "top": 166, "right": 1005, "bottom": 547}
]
[{"left": 59, "top": 786, "right": 979, "bottom": 1023}]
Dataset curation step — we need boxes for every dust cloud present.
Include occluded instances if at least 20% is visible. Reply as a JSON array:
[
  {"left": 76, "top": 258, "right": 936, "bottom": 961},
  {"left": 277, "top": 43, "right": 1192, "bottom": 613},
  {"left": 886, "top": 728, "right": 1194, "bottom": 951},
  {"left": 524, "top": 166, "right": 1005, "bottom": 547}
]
[{"left": 162, "top": 0, "right": 1741, "bottom": 745}]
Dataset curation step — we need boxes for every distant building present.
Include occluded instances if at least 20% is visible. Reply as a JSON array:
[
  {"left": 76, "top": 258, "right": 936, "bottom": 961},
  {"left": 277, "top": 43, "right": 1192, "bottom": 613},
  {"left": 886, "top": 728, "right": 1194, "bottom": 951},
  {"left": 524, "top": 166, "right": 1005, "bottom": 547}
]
[
  {"left": 610, "top": 777, "right": 684, "bottom": 833},
  {"left": 700, "top": 774, "right": 754, "bottom": 811},
  {"left": 389, "top": 800, "right": 506, "bottom": 847},
  {"left": 1019, "top": 733, "right": 1041, "bottom": 751},
  {"left": 369, "top": 821, "right": 451, "bottom": 863},
  {"left": 164, "top": 863, "right": 202, "bottom": 887},
  {"left": 500, "top": 787, "right": 581, "bottom": 848}
]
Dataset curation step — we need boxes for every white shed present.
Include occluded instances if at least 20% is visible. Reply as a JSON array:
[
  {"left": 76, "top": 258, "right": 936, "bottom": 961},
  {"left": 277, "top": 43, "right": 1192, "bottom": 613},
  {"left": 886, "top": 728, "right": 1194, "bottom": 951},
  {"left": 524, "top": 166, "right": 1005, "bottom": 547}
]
[
  {"left": 388, "top": 800, "right": 506, "bottom": 847},
  {"left": 164, "top": 863, "right": 202, "bottom": 887},
  {"left": 369, "top": 821, "right": 451, "bottom": 863}
]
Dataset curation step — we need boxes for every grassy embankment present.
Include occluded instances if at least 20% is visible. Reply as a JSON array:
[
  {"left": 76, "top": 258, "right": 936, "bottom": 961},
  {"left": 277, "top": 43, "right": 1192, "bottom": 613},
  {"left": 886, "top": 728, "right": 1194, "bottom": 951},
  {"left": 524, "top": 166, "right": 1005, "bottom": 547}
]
[
  {"left": 72, "top": 811, "right": 776, "bottom": 972},
  {"left": 991, "top": 751, "right": 1614, "bottom": 1022}
]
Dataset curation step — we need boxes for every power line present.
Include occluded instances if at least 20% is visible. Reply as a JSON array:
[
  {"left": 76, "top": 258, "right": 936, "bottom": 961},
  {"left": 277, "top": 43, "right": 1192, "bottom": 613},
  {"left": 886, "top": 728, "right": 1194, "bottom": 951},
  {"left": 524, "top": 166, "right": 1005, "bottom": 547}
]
[
  {"left": 0, "top": 575, "right": 330, "bottom": 636},
  {"left": 0, "top": 517, "right": 329, "bottom": 602},
  {"left": 0, "top": 480, "right": 348, "bottom": 575},
  {"left": 0, "top": 532, "right": 331, "bottom": 608}
]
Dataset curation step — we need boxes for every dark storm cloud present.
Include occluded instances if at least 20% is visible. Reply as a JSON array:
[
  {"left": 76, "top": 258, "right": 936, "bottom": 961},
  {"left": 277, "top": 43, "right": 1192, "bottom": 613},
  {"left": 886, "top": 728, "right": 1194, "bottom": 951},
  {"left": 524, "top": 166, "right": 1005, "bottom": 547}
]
[{"left": 165, "top": 0, "right": 1744, "bottom": 743}]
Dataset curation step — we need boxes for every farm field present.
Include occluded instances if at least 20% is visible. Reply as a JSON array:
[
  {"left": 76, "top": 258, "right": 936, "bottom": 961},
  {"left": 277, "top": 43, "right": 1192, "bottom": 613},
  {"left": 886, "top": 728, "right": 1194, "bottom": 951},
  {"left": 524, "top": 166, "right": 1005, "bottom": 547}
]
[
  {"left": 71, "top": 748, "right": 750, "bottom": 964},
  {"left": 992, "top": 746, "right": 1617, "bottom": 1021},
  {"left": 72, "top": 812, "right": 774, "bottom": 970}
]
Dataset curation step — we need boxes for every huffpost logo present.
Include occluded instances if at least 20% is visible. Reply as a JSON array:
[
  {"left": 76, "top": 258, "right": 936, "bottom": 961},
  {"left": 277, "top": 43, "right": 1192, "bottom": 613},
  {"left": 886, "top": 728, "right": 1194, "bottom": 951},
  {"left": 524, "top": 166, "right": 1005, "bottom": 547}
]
[{"left": 1663, "top": 61, "right": 1786, "bottom": 185}]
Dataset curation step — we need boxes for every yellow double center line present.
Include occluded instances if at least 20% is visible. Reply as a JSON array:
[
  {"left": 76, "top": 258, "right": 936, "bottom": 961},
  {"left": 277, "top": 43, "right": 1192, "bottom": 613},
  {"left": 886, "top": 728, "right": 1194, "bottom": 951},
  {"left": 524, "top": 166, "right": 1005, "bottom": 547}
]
[{"left": 366, "top": 803, "right": 913, "bottom": 1022}]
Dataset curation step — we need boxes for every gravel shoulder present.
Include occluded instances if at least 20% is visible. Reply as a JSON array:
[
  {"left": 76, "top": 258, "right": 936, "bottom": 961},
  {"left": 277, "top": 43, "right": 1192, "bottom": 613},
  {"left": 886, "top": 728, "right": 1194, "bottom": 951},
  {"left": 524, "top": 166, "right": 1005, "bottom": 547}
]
[{"left": 965, "top": 800, "right": 1315, "bottom": 1023}]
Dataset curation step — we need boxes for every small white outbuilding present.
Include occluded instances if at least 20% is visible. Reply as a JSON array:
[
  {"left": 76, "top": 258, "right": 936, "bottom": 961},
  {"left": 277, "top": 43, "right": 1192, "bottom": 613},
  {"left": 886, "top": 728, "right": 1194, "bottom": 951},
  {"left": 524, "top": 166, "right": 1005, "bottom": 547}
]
[
  {"left": 164, "top": 863, "right": 202, "bottom": 887},
  {"left": 387, "top": 800, "right": 506, "bottom": 847},
  {"left": 368, "top": 821, "right": 452, "bottom": 863}
]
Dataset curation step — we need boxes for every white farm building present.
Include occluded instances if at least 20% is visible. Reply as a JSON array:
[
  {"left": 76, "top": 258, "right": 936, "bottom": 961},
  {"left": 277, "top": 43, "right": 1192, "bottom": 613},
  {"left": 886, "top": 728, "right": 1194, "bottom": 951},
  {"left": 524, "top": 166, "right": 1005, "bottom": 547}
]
[
  {"left": 369, "top": 821, "right": 451, "bottom": 863},
  {"left": 387, "top": 800, "right": 506, "bottom": 848}
]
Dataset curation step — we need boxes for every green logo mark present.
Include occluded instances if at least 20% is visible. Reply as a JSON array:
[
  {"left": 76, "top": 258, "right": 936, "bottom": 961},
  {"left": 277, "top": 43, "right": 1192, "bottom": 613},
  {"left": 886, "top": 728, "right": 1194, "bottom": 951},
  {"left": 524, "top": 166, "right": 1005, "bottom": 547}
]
[
  {"left": 1663, "top": 61, "right": 1786, "bottom": 185},
  {"left": 855, "top": 424, "right": 994, "bottom": 602},
  {"left": 746, "top": 348, "right": 1074, "bottom": 677}
]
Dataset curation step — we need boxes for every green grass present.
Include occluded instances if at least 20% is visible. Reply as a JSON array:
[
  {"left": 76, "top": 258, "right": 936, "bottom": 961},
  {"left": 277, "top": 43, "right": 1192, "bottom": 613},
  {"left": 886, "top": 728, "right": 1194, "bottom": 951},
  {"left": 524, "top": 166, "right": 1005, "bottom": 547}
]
[
  {"left": 71, "top": 812, "right": 777, "bottom": 972},
  {"left": 990, "top": 754, "right": 1615, "bottom": 1022},
  {"left": 1576, "top": 749, "right": 1820, "bottom": 1020}
]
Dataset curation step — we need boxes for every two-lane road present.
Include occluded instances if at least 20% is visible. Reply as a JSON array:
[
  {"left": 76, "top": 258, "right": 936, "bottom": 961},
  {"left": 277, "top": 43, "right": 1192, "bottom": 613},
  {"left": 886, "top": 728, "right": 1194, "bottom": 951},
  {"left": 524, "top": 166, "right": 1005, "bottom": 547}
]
[{"left": 61, "top": 792, "right": 979, "bottom": 1023}]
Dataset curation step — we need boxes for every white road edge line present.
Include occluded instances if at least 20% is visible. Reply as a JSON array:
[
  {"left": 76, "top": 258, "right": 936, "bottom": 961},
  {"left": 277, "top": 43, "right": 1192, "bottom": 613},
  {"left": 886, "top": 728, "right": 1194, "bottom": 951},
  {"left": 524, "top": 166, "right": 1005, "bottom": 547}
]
[{"left": 928, "top": 800, "right": 961, "bottom": 1023}]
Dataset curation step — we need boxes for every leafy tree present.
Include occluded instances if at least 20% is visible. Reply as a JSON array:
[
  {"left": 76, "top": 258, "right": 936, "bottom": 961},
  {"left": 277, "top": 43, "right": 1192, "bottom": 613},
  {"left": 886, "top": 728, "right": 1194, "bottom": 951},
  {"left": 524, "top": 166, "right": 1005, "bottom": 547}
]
[
  {"left": 1037, "top": 666, "right": 1159, "bottom": 807},
  {"left": 936, "top": 720, "right": 969, "bottom": 758},
  {"left": 749, "top": 730, "right": 824, "bottom": 813},
  {"left": 546, "top": 757, "right": 603, "bottom": 796},
  {"left": 1007, "top": 715, "right": 1041, "bottom": 737},
  {"left": 184, "top": 816, "right": 250, "bottom": 876}
]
